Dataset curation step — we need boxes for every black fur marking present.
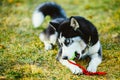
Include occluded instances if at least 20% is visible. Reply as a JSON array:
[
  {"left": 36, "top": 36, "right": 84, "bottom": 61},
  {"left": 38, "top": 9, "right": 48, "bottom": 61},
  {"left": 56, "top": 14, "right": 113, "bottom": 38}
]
[
  {"left": 58, "top": 19, "right": 81, "bottom": 38},
  {"left": 98, "top": 47, "right": 102, "bottom": 57},
  {"left": 38, "top": 2, "right": 66, "bottom": 19}
]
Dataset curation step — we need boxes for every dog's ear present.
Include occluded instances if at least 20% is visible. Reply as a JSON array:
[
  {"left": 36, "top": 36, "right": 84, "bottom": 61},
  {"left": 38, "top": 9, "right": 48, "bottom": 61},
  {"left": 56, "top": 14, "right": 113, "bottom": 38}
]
[
  {"left": 70, "top": 17, "right": 79, "bottom": 30},
  {"left": 49, "top": 22, "right": 59, "bottom": 31}
]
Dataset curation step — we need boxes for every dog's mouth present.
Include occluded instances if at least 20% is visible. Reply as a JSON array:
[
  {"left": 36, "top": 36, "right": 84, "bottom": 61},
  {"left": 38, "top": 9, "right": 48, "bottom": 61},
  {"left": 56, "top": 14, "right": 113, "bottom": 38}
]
[{"left": 74, "top": 51, "right": 80, "bottom": 60}]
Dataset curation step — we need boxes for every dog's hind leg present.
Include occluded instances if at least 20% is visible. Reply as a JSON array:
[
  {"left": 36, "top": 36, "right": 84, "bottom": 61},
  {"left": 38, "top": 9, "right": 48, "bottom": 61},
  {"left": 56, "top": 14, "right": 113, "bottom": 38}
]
[
  {"left": 49, "top": 32, "right": 58, "bottom": 45},
  {"left": 39, "top": 32, "right": 53, "bottom": 50},
  {"left": 39, "top": 31, "right": 58, "bottom": 50}
]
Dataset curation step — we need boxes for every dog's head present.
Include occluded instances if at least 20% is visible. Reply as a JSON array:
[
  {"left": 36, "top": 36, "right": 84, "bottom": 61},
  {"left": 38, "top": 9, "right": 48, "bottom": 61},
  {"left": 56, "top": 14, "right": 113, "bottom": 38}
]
[{"left": 58, "top": 16, "right": 88, "bottom": 60}]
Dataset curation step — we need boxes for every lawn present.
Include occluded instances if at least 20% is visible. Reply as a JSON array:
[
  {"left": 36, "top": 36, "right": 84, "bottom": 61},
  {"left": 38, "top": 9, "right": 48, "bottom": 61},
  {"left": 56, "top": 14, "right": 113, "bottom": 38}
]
[{"left": 0, "top": 0, "right": 120, "bottom": 80}]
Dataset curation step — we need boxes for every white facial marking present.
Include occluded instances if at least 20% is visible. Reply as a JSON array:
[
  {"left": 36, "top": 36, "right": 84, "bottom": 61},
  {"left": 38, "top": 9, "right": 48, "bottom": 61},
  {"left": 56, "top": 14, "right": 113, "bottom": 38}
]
[{"left": 59, "top": 35, "right": 86, "bottom": 59}]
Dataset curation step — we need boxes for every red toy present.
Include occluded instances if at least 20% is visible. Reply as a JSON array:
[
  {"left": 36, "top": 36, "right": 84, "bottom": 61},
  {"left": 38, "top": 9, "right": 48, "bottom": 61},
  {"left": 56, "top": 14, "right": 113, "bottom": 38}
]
[{"left": 68, "top": 60, "right": 107, "bottom": 75}]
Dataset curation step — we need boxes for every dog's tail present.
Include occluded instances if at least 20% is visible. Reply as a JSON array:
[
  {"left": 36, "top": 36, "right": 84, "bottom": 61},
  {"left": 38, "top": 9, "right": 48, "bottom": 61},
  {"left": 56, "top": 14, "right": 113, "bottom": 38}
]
[{"left": 32, "top": 2, "right": 66, "bottom": 28}]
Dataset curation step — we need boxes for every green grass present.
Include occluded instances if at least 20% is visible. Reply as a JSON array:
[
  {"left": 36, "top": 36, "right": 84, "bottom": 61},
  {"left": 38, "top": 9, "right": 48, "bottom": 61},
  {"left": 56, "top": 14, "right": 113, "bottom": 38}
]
[{"left": 0, "top": 0, "right": 120, "bottom": 80}]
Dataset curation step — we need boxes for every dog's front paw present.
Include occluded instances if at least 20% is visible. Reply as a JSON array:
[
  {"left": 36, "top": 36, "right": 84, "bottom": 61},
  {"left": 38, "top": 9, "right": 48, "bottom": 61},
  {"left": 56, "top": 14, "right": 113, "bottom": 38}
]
[
  {"left": 87, "top": 66, "right": 97, "bottom": 72},
  {"left": 70, "top": 65, "right": 83, "bottom": 75}
]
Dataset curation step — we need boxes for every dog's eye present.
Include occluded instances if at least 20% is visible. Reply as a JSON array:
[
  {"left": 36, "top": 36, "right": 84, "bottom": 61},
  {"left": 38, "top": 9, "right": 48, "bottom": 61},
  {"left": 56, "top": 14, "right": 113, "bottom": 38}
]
[
  {"left": 64, "top": 39, "right": 70, "bottom": 46},
  {"left": 64, "top": 39, "right": 73, "bottom": 46}
]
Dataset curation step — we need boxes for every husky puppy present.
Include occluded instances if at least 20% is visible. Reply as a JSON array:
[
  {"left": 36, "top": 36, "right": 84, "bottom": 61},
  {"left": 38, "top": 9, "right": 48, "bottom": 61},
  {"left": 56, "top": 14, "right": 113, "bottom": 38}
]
[{"left": 32, "top": 2, "right": 102, "bottom": 74}]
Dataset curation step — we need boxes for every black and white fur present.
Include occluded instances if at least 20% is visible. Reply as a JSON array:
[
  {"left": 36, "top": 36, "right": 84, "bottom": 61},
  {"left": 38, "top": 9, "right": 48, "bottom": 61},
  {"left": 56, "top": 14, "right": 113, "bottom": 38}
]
[{"left": 32, "top": 2, "right": 102, "bottom": 75}]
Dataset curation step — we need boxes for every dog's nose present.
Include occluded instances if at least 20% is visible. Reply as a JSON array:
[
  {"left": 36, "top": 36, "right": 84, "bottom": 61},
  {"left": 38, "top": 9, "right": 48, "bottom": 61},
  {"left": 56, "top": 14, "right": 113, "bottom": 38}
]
[{"left": 62, "top": 56, "right": 68, "bottom": 60}]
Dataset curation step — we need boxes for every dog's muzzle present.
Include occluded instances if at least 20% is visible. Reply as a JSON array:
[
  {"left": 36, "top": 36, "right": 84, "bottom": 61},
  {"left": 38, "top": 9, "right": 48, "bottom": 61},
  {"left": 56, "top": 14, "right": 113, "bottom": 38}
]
[{"left": 62, "top": 52, "right": 80, "bottom": 60}]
